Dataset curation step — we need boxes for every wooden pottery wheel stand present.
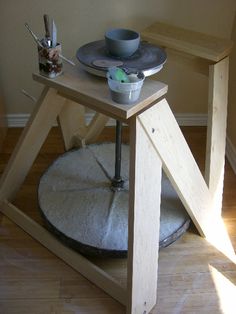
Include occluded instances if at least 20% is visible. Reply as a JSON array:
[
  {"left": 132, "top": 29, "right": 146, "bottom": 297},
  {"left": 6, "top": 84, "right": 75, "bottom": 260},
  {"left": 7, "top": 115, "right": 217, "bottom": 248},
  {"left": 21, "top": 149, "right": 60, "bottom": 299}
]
[{"left": 0, "top": 22, "right": 233, "bottom": 313}]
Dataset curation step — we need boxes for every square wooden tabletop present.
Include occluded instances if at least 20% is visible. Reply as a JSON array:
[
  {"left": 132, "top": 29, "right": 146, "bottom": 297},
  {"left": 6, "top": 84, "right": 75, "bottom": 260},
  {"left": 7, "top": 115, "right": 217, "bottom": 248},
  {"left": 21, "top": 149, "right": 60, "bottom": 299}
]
[{"left": 33, "top": 64, "right": 168, "bottom": 121}]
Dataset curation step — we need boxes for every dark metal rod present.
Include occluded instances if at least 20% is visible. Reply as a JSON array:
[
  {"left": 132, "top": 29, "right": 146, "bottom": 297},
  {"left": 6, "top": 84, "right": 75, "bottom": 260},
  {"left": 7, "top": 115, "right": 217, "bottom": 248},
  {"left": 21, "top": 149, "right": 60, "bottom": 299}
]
[
  {"left": 114, "top": 120, "right": 122, "bottom": 181},
  {"left": 111, "top": 120, "right": 124, "bottom": 191}
]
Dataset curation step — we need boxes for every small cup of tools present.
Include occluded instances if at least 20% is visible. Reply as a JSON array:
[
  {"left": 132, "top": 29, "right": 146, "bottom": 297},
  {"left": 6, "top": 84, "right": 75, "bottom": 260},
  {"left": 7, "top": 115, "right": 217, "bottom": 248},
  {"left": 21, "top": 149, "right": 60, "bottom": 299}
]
[{"left": 38, "top": 43, "right": 63, "bottom": 78}]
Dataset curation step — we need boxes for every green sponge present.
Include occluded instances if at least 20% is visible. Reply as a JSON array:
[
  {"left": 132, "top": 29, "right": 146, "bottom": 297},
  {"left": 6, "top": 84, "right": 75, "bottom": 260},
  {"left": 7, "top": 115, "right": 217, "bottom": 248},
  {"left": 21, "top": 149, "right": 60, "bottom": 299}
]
[{"left": 108, "top": 67, "right": 130, "bottom": 83}]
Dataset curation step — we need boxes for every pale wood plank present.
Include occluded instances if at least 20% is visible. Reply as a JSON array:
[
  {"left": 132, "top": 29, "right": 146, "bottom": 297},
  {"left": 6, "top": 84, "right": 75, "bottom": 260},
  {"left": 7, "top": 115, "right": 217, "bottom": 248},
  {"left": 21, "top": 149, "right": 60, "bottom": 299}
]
[
  {"left": 58, "top": 99, "right": 87, "bottom": 150},
  {"left": 33, "top": 65, "right": 168, "bottom": 121},
  {"left": 58, "top": 102, "right": 109, "bottom": 148},
  {"left": 0, "top": 88, "right": 65, "bottom": 201},
  {"left": 0, "top": 199, "right": 127, "bottom": 306},
  {"left": 138, "top": 99, "right": 236, "bottom": 262},
  {"left": 127, "top": 116, "right": 162, "bottom": 314},
  {"left": 141, "top": 22, "right": 233, "bottom": 62},
  {"left": 205, "top": 57, "right": 229, "bottom": 213},
  {"left": 138, "top": 99, "right": 212, "bottom": 237}
]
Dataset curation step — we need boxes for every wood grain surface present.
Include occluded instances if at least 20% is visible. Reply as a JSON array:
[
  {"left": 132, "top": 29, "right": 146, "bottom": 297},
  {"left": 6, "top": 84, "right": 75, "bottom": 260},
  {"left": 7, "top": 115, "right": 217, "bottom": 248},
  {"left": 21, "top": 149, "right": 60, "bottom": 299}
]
[
  {"left": 141, "top": 22, "right": 233, "bottom": 62},
  {"left": 33, "top": 65, "right": 168, "bottom": 121}
]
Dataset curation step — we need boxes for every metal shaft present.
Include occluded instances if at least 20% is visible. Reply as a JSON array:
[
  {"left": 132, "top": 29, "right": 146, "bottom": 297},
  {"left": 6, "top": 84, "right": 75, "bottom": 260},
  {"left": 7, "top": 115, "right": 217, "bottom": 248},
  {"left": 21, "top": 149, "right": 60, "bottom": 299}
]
[
  {"left": 111, "top": 120, "right": 124, "bottom": 190},
  {"left": 115, "top": 120, "right": 122, "bottom": 180}
]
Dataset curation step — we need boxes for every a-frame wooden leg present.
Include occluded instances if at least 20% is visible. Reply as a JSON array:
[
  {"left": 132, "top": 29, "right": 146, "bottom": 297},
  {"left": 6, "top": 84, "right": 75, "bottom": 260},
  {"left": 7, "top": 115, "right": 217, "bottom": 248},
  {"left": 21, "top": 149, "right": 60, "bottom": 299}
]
[
  {"left": 82, "top": 112, "right": 109, "bottom": 145},
  {"left": 0, "top": 86, "right": 127, "bottom": 307},
  {"left": 0, "top": 199, "right": 127, "bottom": 305},
  {"left": 58, "top": 101, "right": 109, "bottom": 149},
  {"left": 58, "top": 100, "right": 87, "bottom": 150},
  {"left": 127, "top": 115, "right": 162, "bottom": 314},
  {"left": 205, "top": 57, "right": 229, "bottom": 214},
  {"left": 0, "top": 87, "right": 66, "bottom": 201},
  {"left": 138, "top": 98, "right": 235, "bottom": 262},
  {"left": 138, "top": 98, "right": 214, "bottom": 237}
]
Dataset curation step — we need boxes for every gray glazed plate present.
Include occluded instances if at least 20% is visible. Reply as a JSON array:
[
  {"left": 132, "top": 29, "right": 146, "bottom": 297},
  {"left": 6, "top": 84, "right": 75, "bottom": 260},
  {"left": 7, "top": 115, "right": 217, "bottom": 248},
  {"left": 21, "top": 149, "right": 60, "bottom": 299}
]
[{"left": 76, "top": 40, "right": 167, "bottom": 77}]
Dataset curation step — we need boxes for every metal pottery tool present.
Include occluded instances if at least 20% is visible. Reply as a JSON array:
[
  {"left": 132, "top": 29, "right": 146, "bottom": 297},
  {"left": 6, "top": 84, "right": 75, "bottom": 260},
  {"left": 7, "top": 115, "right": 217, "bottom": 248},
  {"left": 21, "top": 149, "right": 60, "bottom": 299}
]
[
  {"left": 24, "top": 23, "right": 44, "bottom": 48},
  {"left": 43, "top": 14, "right": 51, "bottom": 47},
  {"left": 43, "top": 14, "right": 57, "bottom": 48},
  {"left": 51, "top": 19, "right": 57, "bottom": 48},
  {"left": 21, "top": 89, "right": 37, "bottom": 102},
  {"left": 24, "top": 22, "right": 75, "bottom": 66}
]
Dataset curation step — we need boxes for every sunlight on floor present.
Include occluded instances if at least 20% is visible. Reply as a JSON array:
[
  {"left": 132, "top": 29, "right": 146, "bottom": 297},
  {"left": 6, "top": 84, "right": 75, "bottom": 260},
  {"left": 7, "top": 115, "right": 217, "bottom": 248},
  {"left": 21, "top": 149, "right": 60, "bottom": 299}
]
[
  {"left": 205, "top": 215, "right": 236, "bottom": 264},
  {"left": 209, "top": 265, "right": 236, "bottom": 314}
]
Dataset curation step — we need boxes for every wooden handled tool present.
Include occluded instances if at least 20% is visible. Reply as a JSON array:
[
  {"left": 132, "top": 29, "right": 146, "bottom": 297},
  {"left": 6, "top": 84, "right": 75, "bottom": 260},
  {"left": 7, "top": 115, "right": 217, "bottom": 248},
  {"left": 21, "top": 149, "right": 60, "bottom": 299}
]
[{"left": 43, "top": 14, "right": 51, "bottom": 47}]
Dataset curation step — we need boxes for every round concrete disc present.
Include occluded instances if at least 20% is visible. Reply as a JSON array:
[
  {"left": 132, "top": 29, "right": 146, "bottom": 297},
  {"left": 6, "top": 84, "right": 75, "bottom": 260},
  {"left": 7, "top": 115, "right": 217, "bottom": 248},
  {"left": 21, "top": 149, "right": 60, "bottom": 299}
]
[{"left": 38, "top": 143, "right": 190, "bottom": 257}]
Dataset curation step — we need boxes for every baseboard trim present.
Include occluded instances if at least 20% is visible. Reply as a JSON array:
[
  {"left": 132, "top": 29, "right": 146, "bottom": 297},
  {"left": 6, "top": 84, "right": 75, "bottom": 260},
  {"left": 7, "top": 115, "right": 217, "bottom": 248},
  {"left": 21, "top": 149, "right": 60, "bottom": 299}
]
[
  {"left": 7, "top": 114, "right": 30, "bottom": 127},
  {"left": 7, "top": 113, "right": 208, "bottom": 128},
  {"left": 6, "top": 113, "right": 236, "bottom": 175},
  {"left": 174, "top": 113, "right": 208, "bottom": 126}
]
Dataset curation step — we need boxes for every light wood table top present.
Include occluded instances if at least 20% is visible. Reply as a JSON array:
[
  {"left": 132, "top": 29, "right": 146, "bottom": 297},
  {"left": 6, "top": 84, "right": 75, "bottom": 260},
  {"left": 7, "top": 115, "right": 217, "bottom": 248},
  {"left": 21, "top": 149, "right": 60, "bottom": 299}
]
[
  {"left": 142, "top": 22, "right": 233, "bottom": 62},
  {"left": 33, "top": 65, "right": 168, "bottom": 121}
]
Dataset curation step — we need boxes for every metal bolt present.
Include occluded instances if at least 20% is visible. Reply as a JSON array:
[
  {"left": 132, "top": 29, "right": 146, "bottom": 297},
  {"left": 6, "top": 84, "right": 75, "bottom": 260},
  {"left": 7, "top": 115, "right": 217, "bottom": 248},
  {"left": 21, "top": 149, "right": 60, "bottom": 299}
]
[{"left": 143, "top": 301, "right": 147, "bottom": 314}]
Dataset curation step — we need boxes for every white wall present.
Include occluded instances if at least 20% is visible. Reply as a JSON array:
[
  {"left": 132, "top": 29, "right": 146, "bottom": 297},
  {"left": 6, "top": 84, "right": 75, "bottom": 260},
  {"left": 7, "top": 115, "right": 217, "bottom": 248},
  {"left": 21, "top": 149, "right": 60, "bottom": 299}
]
[{"left": 0, "top": 0, "right": 235, "bottom": 124}]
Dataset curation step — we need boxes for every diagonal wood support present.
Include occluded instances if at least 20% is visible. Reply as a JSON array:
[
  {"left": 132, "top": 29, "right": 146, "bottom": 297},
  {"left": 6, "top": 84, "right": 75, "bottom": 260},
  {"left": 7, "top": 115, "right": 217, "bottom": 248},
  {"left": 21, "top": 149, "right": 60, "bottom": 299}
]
[
  {"left": 58, "top": 100, "right": 109, "bottom": 149},
  {"left": 0, "top": 87, "right": 66, "bottom": 202},
  {"left": 0, "top": 86, "right": 127, "bottom": 307},
  {"left": 82, "top": 112, "right": 109, "bottom": 145},
  {"left": 138, "top": 99, "right": 214, "bottom": 237},
  {"left": 58, "top": 100, "right": 87, "bottom": 150},
  {"left": 138, "top": 98, "right": 235, "bottom": 263},
  {"left": 0, "top": 199, "right": 127, "bottom": 305}
]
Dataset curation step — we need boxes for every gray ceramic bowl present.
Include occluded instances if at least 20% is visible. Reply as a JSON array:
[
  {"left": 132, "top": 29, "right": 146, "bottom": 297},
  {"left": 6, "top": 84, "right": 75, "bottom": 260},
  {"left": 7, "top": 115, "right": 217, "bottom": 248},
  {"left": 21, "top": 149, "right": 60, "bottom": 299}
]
[{"left": 105, "top": 28, "right": 140, "bottom": 58}]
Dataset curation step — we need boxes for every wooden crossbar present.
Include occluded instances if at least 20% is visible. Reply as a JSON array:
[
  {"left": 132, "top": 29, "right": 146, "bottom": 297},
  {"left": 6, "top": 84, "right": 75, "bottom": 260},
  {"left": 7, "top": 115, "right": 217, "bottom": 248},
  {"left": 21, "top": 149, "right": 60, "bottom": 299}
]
[
  {"left": 141, "top": 22, "right": 233, "bottom": 62},
  {"left": 0, "top": 199, "right": 127, "bottom": 305}
]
